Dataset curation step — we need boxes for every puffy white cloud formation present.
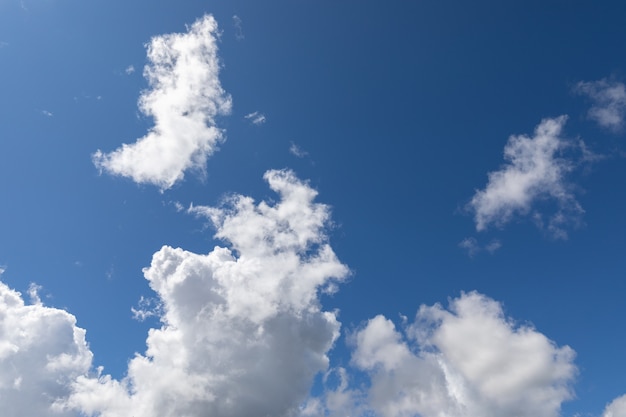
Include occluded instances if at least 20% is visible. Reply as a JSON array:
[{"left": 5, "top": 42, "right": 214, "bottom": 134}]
[
  {"left": 59, "top": 169, "right": 349, "bottom": 417},
  {"left": 0, "top": 282, "right": 92, "bottom": 417},
  {"left": 468, "top": 116, "right": 582, "bottom": 237},
  {"left": 604, "top": 394, "right": 626, "bottom": 417},
  {"left": 576, "top": 79, "right": 626, "bottom": 131},
  {"left": 93, "top": 15, "right": 232, "bottom": 190},
  {"left": 350, "top": 292, "right": 576, "bottom": 417}
]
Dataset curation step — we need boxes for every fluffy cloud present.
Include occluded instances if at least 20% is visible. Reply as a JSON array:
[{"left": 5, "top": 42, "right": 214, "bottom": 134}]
[
  {"left": 604, "top": 395, "right": 626, "bottom": 417},
  {"left": 0, "top": 282, "right": 92, "bottom": 417},
  {"left": 93, "top": 15, "right": 232, "bottom": 190},
  {"left": 350, "top": 292, "right": 577, "bottom": 417},
  {"left": 468, "top": 116, "right": 582, "bottom": 237},
  {"left": 576, "top": 79, "right": 626, "bottom": 131},
  {"left": 59, "top": 169, "right": 349, "bottom": 417}
]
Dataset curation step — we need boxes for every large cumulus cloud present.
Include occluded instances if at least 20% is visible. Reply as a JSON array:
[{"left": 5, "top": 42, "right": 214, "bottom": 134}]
[{"left": 59, "top": 169, "right": 349, "bottom": 417}]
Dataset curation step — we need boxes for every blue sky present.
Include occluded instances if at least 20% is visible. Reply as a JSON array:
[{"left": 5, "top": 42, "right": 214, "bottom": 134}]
[{"left": 1, "top": 1, "right": 626, "bottom": 416}]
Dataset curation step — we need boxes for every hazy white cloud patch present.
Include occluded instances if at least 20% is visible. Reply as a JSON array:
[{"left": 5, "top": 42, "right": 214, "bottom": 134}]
[
  {"left": 0, "top": 41, "right": 8, "bottom": 48},
  {"left": 468, "top": 116, "right": 583, "bottom": 238},
  {"left": 0, "top": 281, "right": 93, "bottom": 417},
  {"left": 124, "top": 65, "right": 135, "bottom": 75},
  {"left": 349, "top": 292, "right": 577, "bottom": 417},
  {"left": 244, "top": 110, "right": 266, "bottom": 125},
  {"left": 575, "top": 78, "right": 626, "bottom": 132},
  {"left": 290, "top": 142, "right": 309, "bottom": 158},
  {"left": 604, "top": 394, "right": 626, "bottom": 417},
  {"left": 59, "top": 169, "right": 349, "bottom": 417},
  {"left": 458, "top": 237, "right": 501, "bottom": 257},
  {"left": 233, "top": 15, "right": 244, "bottom": 40},
  {"left": 93, "top": 14, "right": 232, "bottom": 191},
  {"left": 42, "top": 110, "right": 53, "bottom": 117}
]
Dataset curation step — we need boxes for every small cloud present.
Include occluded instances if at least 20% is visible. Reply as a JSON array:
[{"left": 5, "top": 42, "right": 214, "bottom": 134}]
[
  {"left": 28, "top": 283, "right": 43, "bottom": 305},
  {"left": 42, "top": 110, "right": 53, "bottom": 117},
  {"left": 485, "top": 238, "right": 502, "bottom": 253},
  {"left": 0, "top": 41, "right": 8, "bottom": 48},
  {"left": 467, "top": 116, "right": 583, "bottom": 239},
  {"left": 459, "top": 237, "right": 480, "bottom": 257},
  {"left": 93, "top": 15, "right": 232, "bottom": 191},
  {"left": 575, "top": 78, "right": 626, "bottom": 132},
  {"left": 233, "top": 15, "right": 244, "bottom": 40},
  {"left": 131, "top": 296, "right": 163, "bottom": 322},
  {"left": 125, "top": 65, "right": 135, "bottom": 75},
  {"left": 244, "top": 111, "right": 266, "bottom": 125},
  {"left": 289, "top": 142, "right": 308, "bottom": 158},
  {"left": 459, "top": 237, "right": 501, "bottom": 257},
  {"left": 0, "top": 265, "right": 5, "bottom": 276}
]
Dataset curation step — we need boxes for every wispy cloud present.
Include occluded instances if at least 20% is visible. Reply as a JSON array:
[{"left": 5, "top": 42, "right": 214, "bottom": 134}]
[
  {"left": 289, "top": 142, "right": 309, "bottom": 158},
  {"left": 42, "top": 110, "right": 53, "bottom": 117},
  {"left": 575, "top": 78, "right": 626, "bottom": 132},
  {"left": 233, "top": 15, "right": 244, "bottom": 40},
  {"left": 244, "top": 111, "right": 266, "bottom": 125},
  {"left": 467, "top": 116, "right": 582, "bottom": 238},
  {"left": 92, "top": 15, "right": 232, "bottom": 191},
  {"left": 124, "top": 65, "right": 135, "bottom": 75},
  {"left": 0, "top": 41, "right": 8, "bottom": 48},
  {"left": 59, "top": 169, "right": 349, "bottom": 417},
  {"left": 459, "top": 237, "right": 501, "bottom": 257}
]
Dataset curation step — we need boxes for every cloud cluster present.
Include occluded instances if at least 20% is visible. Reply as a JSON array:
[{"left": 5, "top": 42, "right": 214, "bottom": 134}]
[
  {"left": 576, "top": 79, "right": 626, "bottom": 132},
  {"left": 0, "top": 282, "right": 92, "bottom": 417},
  {"left": 468, "top": 116, "right": 582, "bottom": 238},
  {"left": 347, "top": 292, "right": 577, "bottom": 417},
  {"left": 93, "top": 15, "right": 232, "bottom": 190},
  {"left": 57, "top": 169, "right": 349, "bottom": 417}
]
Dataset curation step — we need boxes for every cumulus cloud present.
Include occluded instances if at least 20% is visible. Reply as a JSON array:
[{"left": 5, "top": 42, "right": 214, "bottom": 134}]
[
  {"left": 349, "top": 292, "right": 577, "bottom": 417},
  {"left": 93, "top": 15, "right": 232, "bottom": 190},
  {"left": 0, "top": 281, "right": 93, "bottom": 417},
  {"left": 468, "top": 116, "right": 582, "bottom": 237},
  {"left": 604, "top": 394, "right": 626, "bottom": 417},
  {"left": 576, "top": 79, "right": 626, "bottom": 132},
  {"left": 244, "top": 111, "right": 266, "bottom": 125},
  {"left": 59, "top": 169, "right": 349, "bottom": 417}
]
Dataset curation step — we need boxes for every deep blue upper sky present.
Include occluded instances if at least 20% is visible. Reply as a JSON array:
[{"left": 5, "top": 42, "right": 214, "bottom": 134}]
[{"left": 1, "top": 1, "right": 625, "bottom": 416}]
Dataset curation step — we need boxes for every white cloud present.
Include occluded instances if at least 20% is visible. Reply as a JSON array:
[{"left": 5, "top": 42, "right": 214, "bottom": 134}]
[
  {"left": 350, "top": 292, "right": 577, "bottom": 417},
  {"left": 124, "top": 65, "right": 135, "bottom": 75},
  {"left": 604, "top": 394, "right": 626, "bottom": 417},
  {"left": 468, "top": 116, "right": 582, "bottom": 237},
  {"left": 459, "top": 237, "right": 502, "bottom": 257},
  {"left": 42, "top": 110, "right": 53, "bottom": 117},
  {"left": 576, "top": 79, "right": 626, "bottom": 131},
  {"left": 60, "top": 169, "right": 349, "bottom": 417},
  {"left": 244, "top": 111, "right": 266, "bottom": 125},
  {"left": 290, "top": 142, "right": 309, "bottom": 158},
  {"left": 233, "top": 15, "right": 244, "bottom": 40},
  {"left": 0, "top": 281, "right": 93, "bottom": 417},
  {"left": 93, "top": 14, "right": 232, "bottom": 190}
]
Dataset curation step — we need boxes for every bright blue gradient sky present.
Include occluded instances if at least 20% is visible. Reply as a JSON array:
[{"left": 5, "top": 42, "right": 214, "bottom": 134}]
[{"left": 1, "top": 1, "right": 626, "bottom": 416}]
